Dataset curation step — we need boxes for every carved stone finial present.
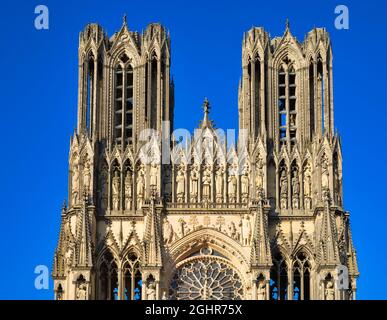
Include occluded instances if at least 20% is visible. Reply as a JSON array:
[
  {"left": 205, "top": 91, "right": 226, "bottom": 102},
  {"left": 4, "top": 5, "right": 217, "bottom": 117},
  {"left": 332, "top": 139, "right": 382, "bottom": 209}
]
[
  {"left": 286, "top": 18, "right": 290, "bottom": 30},
  {"left": 123, "top": 14, "right": 127, "bottom": 26},
  {"left": 61, "top": 199, "right": 67, "bottom": 214},
  {"left": 203, "top": 97, "right": 210, "bottom": 115}
]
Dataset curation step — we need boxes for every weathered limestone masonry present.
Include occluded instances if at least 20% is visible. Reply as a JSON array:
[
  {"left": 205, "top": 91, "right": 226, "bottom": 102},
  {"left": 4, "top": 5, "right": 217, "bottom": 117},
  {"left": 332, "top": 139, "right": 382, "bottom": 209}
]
[{"left": 52, "top": 18, "right": 359, "bottom": 300}]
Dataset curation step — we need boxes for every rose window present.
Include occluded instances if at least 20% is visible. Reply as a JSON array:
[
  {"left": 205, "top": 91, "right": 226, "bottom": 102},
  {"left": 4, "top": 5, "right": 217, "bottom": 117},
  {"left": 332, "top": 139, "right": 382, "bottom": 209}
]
[{"left": 169, "top": 257, "right": 243, "bottom": 300}]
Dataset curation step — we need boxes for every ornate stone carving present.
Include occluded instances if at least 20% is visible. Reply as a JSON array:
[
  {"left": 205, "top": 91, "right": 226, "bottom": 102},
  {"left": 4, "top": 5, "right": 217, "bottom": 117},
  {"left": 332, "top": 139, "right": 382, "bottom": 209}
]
[
  {"left": 176, "top": 166, "right": 185, "bottom": 203},
  {"left": 163, "top": 217, "right": 175, "bottom": 244},
  {"left": 146, "top": 281, "right": 156, "bottom": 300},
  {"left": 257, "top": 280, "right": 266, "bottom": 300},
  {"left": 112, "top": 169, "right": 120, "bottom": 210},
  {"left": 136, "top": 166, "right": 145, "bottom": 208},
  {"left": 202, "top": 165, "right": 211, "bottom": 202},
  {"left": 76, "top": 282, "right": 87, "bottom": 300},
  {"left": 228, "top": 174, "right": 237, "bottom": 203},
  {"left": 124, "top": 169, "right": 132, "bottom": 210},
  {"left": 215, "top": 165, "right": 224, "bottom": 203},
  {"left": 150, "top": 163, "right": 158, "bottom": 188},
  {"left": 325, "top": 280, "right": 335, "bottom": 300},
  {"left": 190, "top": 164, "right": 199, "bottom": 202},
  {"left": 255, "top": 158, "right": 264, "bottom": 196},
  {"left": 71, "top": 158, "right": 79, "bottom": 205},
  {"left": 280, "top": 169, "right": 288, "bottom": 209},
  {"left": 240, "top": 214, "right": 252, "bottom": 245},
  {"left": 83, "top": 158, "right": 91, "bottom": 193}
]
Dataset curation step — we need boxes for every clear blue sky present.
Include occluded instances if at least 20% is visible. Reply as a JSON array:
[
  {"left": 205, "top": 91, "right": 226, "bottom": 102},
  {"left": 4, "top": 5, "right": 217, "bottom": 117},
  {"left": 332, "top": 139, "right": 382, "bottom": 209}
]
[{"left": 0, "top": 0, "right": 386, "bottom": 299}]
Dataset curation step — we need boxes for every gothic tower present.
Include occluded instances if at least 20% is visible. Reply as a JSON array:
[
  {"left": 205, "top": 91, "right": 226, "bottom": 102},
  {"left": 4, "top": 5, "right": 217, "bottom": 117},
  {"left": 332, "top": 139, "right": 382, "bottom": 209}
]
[{"left": 52, "top": 19, "right": 358, "bottom": 300}]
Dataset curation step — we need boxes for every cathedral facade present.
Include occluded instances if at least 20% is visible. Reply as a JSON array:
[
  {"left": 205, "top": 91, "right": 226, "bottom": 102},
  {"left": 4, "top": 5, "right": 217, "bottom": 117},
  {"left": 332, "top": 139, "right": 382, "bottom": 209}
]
[{"left": 52, "top": 18, "right": 359, "bottom": 300}]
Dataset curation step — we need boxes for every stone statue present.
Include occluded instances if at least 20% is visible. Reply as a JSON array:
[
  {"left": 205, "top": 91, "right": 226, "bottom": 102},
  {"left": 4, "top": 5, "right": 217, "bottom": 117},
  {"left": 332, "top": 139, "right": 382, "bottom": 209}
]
[
  {"left": 178, "top": 218, "right": 186, "bottom": 238},
  {"left": 124, "top": 170, "right": 132, "bottom": 210},
  {"left": 257, "top": 280, "right": 266, "bottom": 300},
  {"left": 304, "top": 167, "right": 311, "bottom": 197},
  {"left": 163, "top": 217, "right": 174, "bottom": 244},
  {"left": 325, "top": 281, "right": 335, "bottom": 300},
  {"left": 99, "top": 168, "right": 108, "bottom": 211},
  {"left": 280, "top": 170, "right": 288, "bottom": 196},
  {"left": 202, "top": 167, "right": 211, "bottom": 200},
  {"left": 255, "top": 159, "right": 264, "bottom": 193},
  {"left": 112, "top": 170, "right": 120, "bottom": 210},
  {"left": 76, "top": 283, "right": 87, "bottom": 300},
  {"left": 292, "top": 175, "right": 300, "bottom": 196},
  {"left": 228, "top": 221, "right": 237, "bottom": 239},
  {"left": 161, "top": 291, "right": 168, "bottom": 300},
  {"left": 147, "top": 282, "right": 156, "bottom": 300},
  {"left": 228, "top": 175, "right": 237, "bottom": 202},
  {"left": 83, "top": 159, "right": 91, "bottom": 192},
  {"left": 322, "top": 160, "right": 329, "bottom": 190},
  {"left": 240, "top": 214, "right": 252, "bottom": 245},
  {"left": 280, "top": 170, "right": 288, "bottom": 209},
  {"left": 176, "top": 168, "right": 185, "bottom": 201},
  {"left": 190, "top": 165, "right": 199, "bottom": 200},
  {"left": 72, "top": 160, "right": 79, "bottom": 205},
  {"left": 215, "top": 167, "right": 224, "bottom": 198},
  {"left": 137, "top": 168, "right": 145, "bottom": 197},
  {"left": 150, "top": 163, "right": 158, "bottom": 187},
  {"left": 241, "top": 172, "right": 249, "bottom": 195}
]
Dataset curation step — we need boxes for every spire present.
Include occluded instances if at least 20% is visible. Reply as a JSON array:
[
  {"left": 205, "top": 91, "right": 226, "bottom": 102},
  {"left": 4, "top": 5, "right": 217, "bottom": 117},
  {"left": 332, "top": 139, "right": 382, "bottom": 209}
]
[
  {"left": 285, "top": 18, "right": 290, "bottom": 31},
  {"left": 74, "top": 191, "right": 93, "bottom": 267},
  {"left": 143, "top": 196, "right": 163, "bottom": 267},
  {"left": 201, "top": 97, "right": 212, "bottom": 128},
  {"left": 123, "top": 13, "right": 127, "bottom": 26}
]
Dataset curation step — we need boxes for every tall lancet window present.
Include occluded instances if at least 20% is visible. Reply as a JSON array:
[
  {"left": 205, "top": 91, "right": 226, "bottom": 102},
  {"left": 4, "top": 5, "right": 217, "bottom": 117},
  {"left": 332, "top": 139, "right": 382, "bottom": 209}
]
[
  {"left": 86, "top": 55, "right": 95, "bottom": 133},
  {"left": 317, "top": 57, "right": 324, "bottom": 134},
  {"left": 113, "top": 53, "right": 134, "bottom": 146},
  {"left": 309, "top": 61, "right": 315, "bottom": 137},
  {"left": 292, "top": 252, "right": 311, "bottom": 300},
  {"left": 125, "top": 65, "right": 133, "bottom": 145},
  {"left": 278, "top": 61, "right": 297, "bottom": 147},
  {"left": 270, "top": 252, "right": 288, "bottom": 300},
  {"left": 114, "top": 65, "right": 123, "bottom": 145}
]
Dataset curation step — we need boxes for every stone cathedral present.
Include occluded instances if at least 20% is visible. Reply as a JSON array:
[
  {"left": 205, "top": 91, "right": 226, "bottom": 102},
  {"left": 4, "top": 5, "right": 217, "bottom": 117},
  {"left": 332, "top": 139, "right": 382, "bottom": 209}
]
[{"left": 52, "top": 18, "right": 359, "bottom": 300}]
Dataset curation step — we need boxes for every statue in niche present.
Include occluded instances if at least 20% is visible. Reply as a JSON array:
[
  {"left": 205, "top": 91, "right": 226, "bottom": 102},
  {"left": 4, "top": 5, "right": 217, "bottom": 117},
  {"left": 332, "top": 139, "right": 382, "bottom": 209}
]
[
  {"left": 280, "top": 170, "right": 288, "bottom": 209},
  {"left": 325, "top": 280, "right": 335, "bottom": 300},
  {"left": 321, "top": 157, "right": 329, "bottom": 190},
  {"left": 190, "top": 164, "right": 199, "bottom": 201},
  {"left": 177, "top": 218, "right": 187, "bottom": 238},
  {"left": 240, "top": 215, "right": 252, "bottom": 245},
  {"left": 303, "top": 165, "right": 312, "bottom": 209},
  {"left": 163, "top": 217, "right": 174, "bottom": 244},
  {"left": 228, "top": 174, "right": 237, "bottom": 202},
  {"left": 137, "top": 166, "right": 145, "bottom": 197},
  {"left": 215, "top": 166, "right": 224, "bottom": 201},
  {"left": 150, "top": 163, "right": 158, "bottom": 187},
  {"left": 83, "top": 158, "right": 91, "bottom": 192},
  {"left": 163, "top": 166, "right": 172, "bottom": 202},
  {"left": 147, "top": 281, "right": 156, "bottom": 300},
  {"left": 76, "top": 282, "right": 87, "bottom": 300},
  {"left": 255, "top": 158, "right": 264, "bottom": 194},
  {"left": 71, "top": 159, "right": 79, "bottom": 205},
  {"left": 257, "top": 280, "right": 266, "bottom": 300},
  {"left": 202, "top": 167, "right": 211, "bottom": 200},
  {"left": 241, "top": 172, "right": 249, "bottom": 195},
  {"left": 112, "top": 169, "right": 120, "bottom": 211},
  {"left": 99, "top": 167, "right": 108, "bottom": 211},
  {"left": 124, "top": 170, "right": 132, "bottom": 210},
  {"left": 292, "top": 171, "right": 300, "bottom": 209},
  {"left": 176, "top": 167, "right": 185, "bottom": 202}
]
